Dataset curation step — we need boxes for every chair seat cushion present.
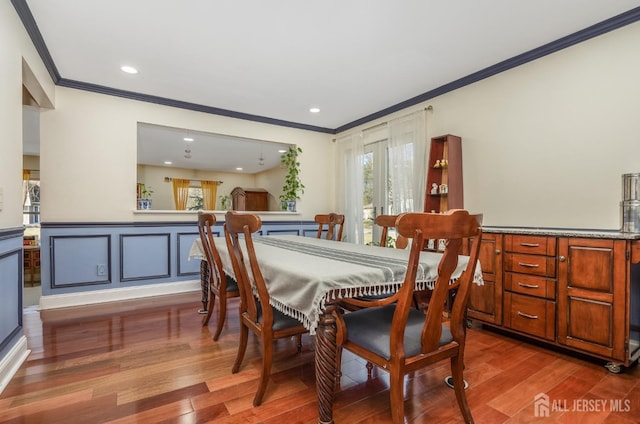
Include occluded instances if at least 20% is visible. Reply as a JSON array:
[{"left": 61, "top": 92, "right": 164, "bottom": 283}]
[
  {"left": 225, "top": 275, "right": 239, "bottom": 292},
  {"left": 342, "top": 304, "right": 452, "bottom": 360},
  {"left": 256, "top": 301, "right": 305, "bottom": 331}
]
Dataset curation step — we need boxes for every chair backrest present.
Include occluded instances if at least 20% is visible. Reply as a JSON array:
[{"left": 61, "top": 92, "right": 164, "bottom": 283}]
[
  {"left": 223, "top": 211, "right": 273, "bottom": 326},
  {"left": 374, "top": 214, "right": 397, "bottom": 247},
  {"left": 314, "top": 213, "right": 345, "bottom": 241},
  {"left": 197, "top": 212, "right": 225, "bottom": 289},
  {"left": 393, "top": 209, "right": 482, "bottom": 355}
]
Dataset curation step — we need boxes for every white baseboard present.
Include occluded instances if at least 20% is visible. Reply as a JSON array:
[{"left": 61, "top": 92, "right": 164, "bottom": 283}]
[
  {"left": 39, "top": 280, "right": 201, "bottom": 310},
  {"left": 0, "top": 336, "right": 30, "bottom": 395}
]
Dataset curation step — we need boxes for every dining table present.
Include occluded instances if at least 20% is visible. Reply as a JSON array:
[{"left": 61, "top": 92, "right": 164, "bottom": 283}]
[{"left": 189, "top": 234, "right": 482, "bottom": 424}]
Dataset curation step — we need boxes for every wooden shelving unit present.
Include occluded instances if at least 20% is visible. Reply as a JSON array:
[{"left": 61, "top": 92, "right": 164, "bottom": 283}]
[{"left": 424, "top": 134, "right": 463, "bottom": 213}]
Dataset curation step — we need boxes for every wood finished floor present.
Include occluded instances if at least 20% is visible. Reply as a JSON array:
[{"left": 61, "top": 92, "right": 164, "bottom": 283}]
[{"left": 2, "top": 292, "right": 639, "bottom": 423}]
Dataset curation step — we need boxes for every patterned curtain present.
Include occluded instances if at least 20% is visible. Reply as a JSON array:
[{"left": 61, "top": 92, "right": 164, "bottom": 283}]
[
  {"left": 201, "top": 180, "right": 218, "bottom": 210},
  {"left": 172, "top": 178, "right": 191, "bottom": 210}
]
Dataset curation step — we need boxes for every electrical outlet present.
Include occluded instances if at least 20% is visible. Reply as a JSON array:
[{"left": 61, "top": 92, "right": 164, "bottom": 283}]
[{"left": 97, "top": 264, "right": 107, "bottom": 276}]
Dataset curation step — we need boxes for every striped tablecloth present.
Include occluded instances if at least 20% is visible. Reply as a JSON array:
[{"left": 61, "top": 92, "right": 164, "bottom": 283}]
[{"left": 190, "top": 235, "right": 482, "bottom": 334}]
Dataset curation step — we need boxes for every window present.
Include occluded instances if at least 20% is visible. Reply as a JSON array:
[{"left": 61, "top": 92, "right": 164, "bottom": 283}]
[
  {"left": 23, "top": 179, "right": 40, "bottom": 225},
  {"left": 187, "top": 186, "right": 204, "bottom": 210}
]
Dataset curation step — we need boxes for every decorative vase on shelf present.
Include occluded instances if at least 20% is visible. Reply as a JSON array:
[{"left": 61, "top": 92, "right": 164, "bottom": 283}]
[{"left": 137, "top": 199, "right": 152, "bottom": 210}]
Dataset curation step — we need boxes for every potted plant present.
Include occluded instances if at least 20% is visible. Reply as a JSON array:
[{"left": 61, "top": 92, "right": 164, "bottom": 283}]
[
  {"left": 219, "top": 194, "right": 231, "bottom": 210},
  {"left": 137, "top": 184, "right": 154, "bottom": 210},
  {"left": 279, "top": 146, "right": 304, "bottom": 212}
]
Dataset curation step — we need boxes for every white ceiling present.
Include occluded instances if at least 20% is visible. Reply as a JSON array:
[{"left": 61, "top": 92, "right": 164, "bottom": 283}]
[
  {"left": 23, "top": 0, "right": 640, "bottom": 130},
  {"left": 137, "top": 123, "right": 291, "bottom": 174},
  {"left": 18, "top": 1, "right": 640, "bottom": 171}
]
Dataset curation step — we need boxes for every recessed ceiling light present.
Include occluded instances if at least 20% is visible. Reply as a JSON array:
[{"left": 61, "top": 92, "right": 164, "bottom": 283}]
[
  {"left": 309, "top": 107, "right": 320, "bottom": 113},
  {"left": 183, "top": 137, "right": 194, "bottom": 142},
  {"left": 235, "top": 167, "right": 243, "bottom": 171},
  {"left": 120, "top": 65, "right": 138, "bottom": 74},
  {"left": 278, "top": 149, "right": 287, "bottom": 153},
  {"left": 164, "top": 161, "right": 173, "bottom": 165}
]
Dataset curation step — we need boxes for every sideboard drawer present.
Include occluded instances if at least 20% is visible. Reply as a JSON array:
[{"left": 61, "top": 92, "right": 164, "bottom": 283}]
[
  {"left": 504, "top": 273, "right": 556, "bottom": 300},
  {"left": 504, "top": 253, "right": 556, "bottom": 277},
  {"left": 504, "top": 235, "right": 556, "bottom": 256},
  {"left": 504, "top": 292, "right": 555, "bottom": 340}
]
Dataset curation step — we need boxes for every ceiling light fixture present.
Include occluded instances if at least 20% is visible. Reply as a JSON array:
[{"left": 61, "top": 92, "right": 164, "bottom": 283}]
[
  {"left": 183, "top": 137, "right": 194, "bottom": 142},
  {"left": 258, "top": 144, "right": 265, "bottom": 166},
  {"left": 164, "top": 161, "right": 173, "bottom": 165},
  {"left": 120, "top": 65, "right": 138, "bottom": 74},
  {"left": 309, "top": 107, "right": 320, "bottom": 113},
  {"left": 236, "top": 167, "right": 243, "bottom": 171}
]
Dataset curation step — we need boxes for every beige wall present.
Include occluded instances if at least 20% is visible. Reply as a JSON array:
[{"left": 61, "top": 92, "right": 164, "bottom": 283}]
[
  {"left": 336, "top": 22, "right": 640, "bottom": 229},
  {"left": 0, "top": 2, "right": 53, "bottom": 228},
  {"left": 40, "top": 87, "right": 334, "bottom": 222}
]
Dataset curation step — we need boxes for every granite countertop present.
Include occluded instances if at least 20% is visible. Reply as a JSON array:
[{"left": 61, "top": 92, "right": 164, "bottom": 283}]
[{"left": 481, "top": 226, "right": 640, "bottom": 240}]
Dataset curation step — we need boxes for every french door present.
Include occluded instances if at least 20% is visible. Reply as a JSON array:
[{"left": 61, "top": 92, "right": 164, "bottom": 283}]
[{"left": 363, "top": 140, "right": 391, "bottom": 245}]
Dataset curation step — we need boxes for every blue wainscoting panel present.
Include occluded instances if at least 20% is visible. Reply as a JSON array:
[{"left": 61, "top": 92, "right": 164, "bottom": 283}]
[
  {"left": 0, "top": 228, "right": 24, "bottom": 359},
  {"left": 120, "top": 233, "right": 171, "bottom": 281},
  {"left": 51, "top": 235, "right": 111, "bottom": 288},
  {"left": 40, "top": 220, "right": 318, "bottom": 298},
  {"left": 177, "top": 232, "right": 200, "bottom": 276}
]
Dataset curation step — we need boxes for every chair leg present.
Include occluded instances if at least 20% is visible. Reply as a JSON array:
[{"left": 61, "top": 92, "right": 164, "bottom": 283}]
[
  {"left": 254, "top": 338, "right": 273, "bottom": 406},
  {"left": 451, "top": 355, "right": 474, "bottom": 423},
  {"left": 366, "top": 361, "right": 374, "bottom": 377},
  {"left": 389, "top": 371, "right": 405, "bottom": 424},
  {"left": 232, "top": 324, "right": 249, "bottom": 374},
  {"left": 212, "top": 293, "right": 227, "bottom": 341},
  {"left": 202, "top": 287, "right": 215, "bottom": 326},
  {"left": 295, "top": 334, "right": 302, "bottom": 352}
]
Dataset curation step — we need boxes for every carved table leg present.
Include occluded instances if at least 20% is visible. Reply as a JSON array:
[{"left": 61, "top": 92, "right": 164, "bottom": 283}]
[
  {"left": 315, "top": 303, "right": 338, "bottom": 424},
  {"left": 198, "top": 260, "right": 209, "bottom": 314}
]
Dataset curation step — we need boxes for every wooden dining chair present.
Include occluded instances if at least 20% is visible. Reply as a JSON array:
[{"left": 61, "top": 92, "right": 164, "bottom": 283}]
[
  {"left": 224, "top": 210, "right": 309, "bottom": 406},
  {"left": 197, "top": 212, "right": 240, "bottom": 341},
  {"left": 336, "top": 210, "right": 482, "bottom": 423},
  {"left": 374, "top": 214, "right": 407, "bottom": 248},
  {"left": 314, "top": 213, "right": 345, "bottom": 241}
]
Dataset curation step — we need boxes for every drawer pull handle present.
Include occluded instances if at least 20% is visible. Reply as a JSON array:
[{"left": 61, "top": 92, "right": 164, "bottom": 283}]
[
  {"left": 518, "top": 262, "right": 540, "bottom": 268},
  {"left": 517, "top": 311, "right": 539, "bottom": 320},
  {"left": 519, "top": 242, "right": 540, "bottom": 247},
  {"left": 517, "top": 282, "right": 540, "bottom": 289}
]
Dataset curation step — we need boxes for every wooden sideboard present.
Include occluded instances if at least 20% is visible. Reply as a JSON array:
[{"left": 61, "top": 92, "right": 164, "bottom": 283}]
[{"left": 467, "top": 228, "right": 640, "bottom": 373}]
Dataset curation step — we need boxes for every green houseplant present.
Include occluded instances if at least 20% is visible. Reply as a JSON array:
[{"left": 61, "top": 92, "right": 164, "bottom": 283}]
[{"left": 279, "top": 146, "right": 304, "bottom": 212}]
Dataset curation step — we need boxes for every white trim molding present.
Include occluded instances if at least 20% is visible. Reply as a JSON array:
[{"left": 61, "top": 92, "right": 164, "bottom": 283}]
[
  {"left": 0, "top": 336, "right": 30, "bottom": 395},
  {"left": 39, "top": 280, "right": 200, "bottom": 310}
]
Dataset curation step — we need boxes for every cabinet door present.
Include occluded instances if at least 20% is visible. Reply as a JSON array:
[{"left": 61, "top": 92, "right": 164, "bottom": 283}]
[
  {"left": 557, "top": 238, "right": 628, "bottom": 363},
  {"left": 468, "top": 233, "right": 503, "bottom": 325}
]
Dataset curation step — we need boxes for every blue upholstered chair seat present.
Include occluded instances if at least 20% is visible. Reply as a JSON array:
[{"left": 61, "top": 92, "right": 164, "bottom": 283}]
[
  {"left": 254, "top": 300, "right": 304, "bottom": 331},
  {"left": 342, "top": 304, "right": 453, "bottom": 360}
]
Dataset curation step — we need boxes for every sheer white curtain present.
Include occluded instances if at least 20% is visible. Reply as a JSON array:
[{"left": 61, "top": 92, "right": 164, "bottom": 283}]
[
  {"left": 335, "top": 132, "right": 364, "bottom": 243},
  {"left": 387, "top": 110, "right": 427, "bottom": 214}
]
